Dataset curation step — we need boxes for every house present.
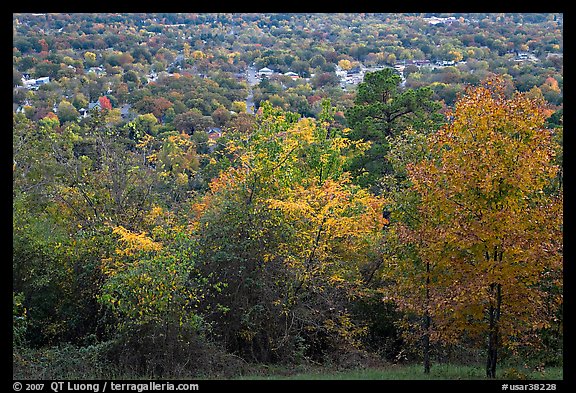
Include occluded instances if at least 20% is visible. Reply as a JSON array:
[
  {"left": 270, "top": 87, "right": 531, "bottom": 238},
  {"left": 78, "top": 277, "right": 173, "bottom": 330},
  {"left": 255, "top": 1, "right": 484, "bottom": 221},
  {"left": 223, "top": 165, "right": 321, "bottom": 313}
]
[
  {"left": 14, "top": 104, "right": 26, "bottom": 114},
  {"left": 546, "top": 52, "right": 563, "bottom": 60},
  {"left": 207, "top": 127, "right": 222, "bottom": 140},
  {"left": 88, "top": 102, "right": 101, "bottom": 110},
  {"left": 78, "top": 103, "right": 101, "bottom": 119},
  {"left": 335, "top": 66, "right": 347, "bottom": 79},
  {"left": 146, "top": 72, "right": 158, "bottom": 83},
  {"left": 514, "top": 52, "right": 539, "bottom": 63},
  {"left": 345, "top": 67, "right": 364, "bottom": 85},
  {"left": 257, "top": 67, "right": 274, "bottom": 78},
  {"left": 87, "top": 67, "right": 106, "bottom": 76},
  {"left": 21, "top": 76, "right": 50, "bottom": 90},
  {"left": 284, "top": 71, "right": 299, "bottom": 80},
  {"left": 22, "top": 79, "right": 37, "bottom": 89},
  {"left": 36, "top": 76, "right": 50, "bottom": 85},
  {"left": 120, "top": 104, "right": 135, "bottom": 120},
  {"left": 88, "top": 101, "right": 102, "bottom": 112},
  {"left": 424, "top": 16, "right": 458, "bottom": 25},
  {"left": 406, "top": 59, "right": 431, "bottom": 67},
  {"left": 348, "top": 65, "right": 362, "bottom": 74}
]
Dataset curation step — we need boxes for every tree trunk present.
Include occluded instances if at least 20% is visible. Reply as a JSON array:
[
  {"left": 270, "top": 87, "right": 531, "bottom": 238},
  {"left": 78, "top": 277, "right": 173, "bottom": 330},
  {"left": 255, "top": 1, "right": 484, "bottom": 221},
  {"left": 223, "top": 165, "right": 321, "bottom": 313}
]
[
  {"left": 423, "top": 260, "right": 431, "bottom": 374},
  {"left": 423, "top": 312, "right": 431, "bottom": 374},
  {"left": 486, "top": 282, "right": 502, "bottom": 378}
]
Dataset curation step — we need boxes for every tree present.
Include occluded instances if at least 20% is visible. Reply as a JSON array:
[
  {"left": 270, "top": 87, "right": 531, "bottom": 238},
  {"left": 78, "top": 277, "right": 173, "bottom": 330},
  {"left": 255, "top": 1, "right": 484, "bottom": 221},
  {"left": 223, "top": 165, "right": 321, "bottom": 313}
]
[
  {"left": 13, "top": 112, "right": 156, "bottom": 347},
  {"left": 57, "top": 100, "right": 80, "bottom": 123},
  {"left": 345, "top": 68, "right": 442, "bottom": 192},
  {"left": 191, "top": 101, "right": 386, "bottom": 363},
  {"left": 34, "top": 61, "right": 60, "bottom": 79},
  {"left": 211, "top": 107, "right": 232, "bottom": 128},
  {"left": 152, "top": 132, "right": 200, "bottom": 201},
  {"left": 338, "top": 59, "right": 353, "bottom": 71},
  {"left": 72, "top": 94, "right": 89, "bottom": 111},
  {"left": 227, "top": 112, "right": 255, "bottom": 134},
  {"left": 183, "top": 42, "right": 191, "bottom": 60},
  {"left": 173, "top": 109, "right": 214, "bottom": 135},
  {"left": 231, "top": 101, "right": 247, "bottom": 114},
  {"left": 99, "top": 96, "right": 112, "bottom": 110},
  {"left": 100, "top": 222, "right": 201, "bottom": 332},
  {"left": 134, "top": 96, "right": 173, "bottom": 120},
  {"left": 311, "top": 72, "right": 340, "bottom": 89},
  {"left": 123, "top": 70, "right": 140, "bottom": 86},
  {"left": 84, "top": 51, "right": 97, "bottom": 67},
  {"left": 192, "top": 50, "right": 206, "bottom": 60},
  {"left": 118, "top": 52, "right": 134, "bottom": 67},
  {"left": 97, "top": 203, "right": 209, "bottom": 377},
  {"left": 115, "top": 83, "right": 130, "bottom": 103},
  {"left": 310, "top": 54, "right": 327, "bottom": 69},
  {"left": 13, "top": 69, "right": 23, "bottom": 87},
  {"left": 128, "top": 113, "right": 160, "bottom": 139},
  {"left": 396, "top": 76, "right": 562, "bottom": 378}
]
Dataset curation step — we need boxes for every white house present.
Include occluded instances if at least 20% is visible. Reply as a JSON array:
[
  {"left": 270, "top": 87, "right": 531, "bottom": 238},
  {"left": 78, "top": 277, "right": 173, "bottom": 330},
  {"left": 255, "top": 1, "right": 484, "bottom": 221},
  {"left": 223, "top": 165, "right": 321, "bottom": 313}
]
[
  {"left": 87, "top": 67, "right": 106, "bottom": 76},
  {"left": 21, "top": 76, "right": 50, "bottom": 89},
  {"left": 258, "top": 67, "right": 274, "bottom": 78},
  {"left": 284, "top": 71, "right": 299, "bottom": 80},
  {"left": 425, "top": 16, "right": 457, "bottom": 25},
  {"left": 22, "top": 79, "right": 37, "bottom": 89}
]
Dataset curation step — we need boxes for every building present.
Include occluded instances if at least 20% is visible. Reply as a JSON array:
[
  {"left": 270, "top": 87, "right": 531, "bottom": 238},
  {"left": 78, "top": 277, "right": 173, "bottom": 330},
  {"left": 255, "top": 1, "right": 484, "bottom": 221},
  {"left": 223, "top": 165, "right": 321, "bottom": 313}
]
[
  {"left": 514, "top": 52, "right": 539, "bottom": 63},
  {"left": 88, "top": 66, "right": 105, "bottom": 75},
  {"left": 88, "top": 101, "right": 102, "bottom": 111},
  {"left": 257, "top": 67, "right": 274, "bottom": 78},
  {"left": 283, "top": 71, "right": 299, "bottom": 80},
  {"left": 21, "top": 76, "right": 50, "bottom": 90},
  {"left": 207, "top": 127, "right": 222, "bottom": 140},
  {"left": 120, "top": 104, "right": 135, "bottom": 121},
  {"left": 36, "top": 76, "right": 50, "bottom": 85},
  {"left": 424, "top": 16, "right": 458, "bottom": 25}
]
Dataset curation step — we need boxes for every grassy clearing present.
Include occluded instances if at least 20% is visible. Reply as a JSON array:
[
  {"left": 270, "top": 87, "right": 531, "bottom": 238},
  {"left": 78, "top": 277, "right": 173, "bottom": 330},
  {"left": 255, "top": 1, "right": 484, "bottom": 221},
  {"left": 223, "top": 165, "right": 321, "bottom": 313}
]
[{"left": 234, "top": 363, "right": 563, "bottom": 380}]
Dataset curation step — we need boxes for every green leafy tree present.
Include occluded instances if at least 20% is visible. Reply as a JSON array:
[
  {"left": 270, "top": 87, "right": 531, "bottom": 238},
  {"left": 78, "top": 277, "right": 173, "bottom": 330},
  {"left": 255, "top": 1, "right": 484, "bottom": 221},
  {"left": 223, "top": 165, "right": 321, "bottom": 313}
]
[
  {"left": 127, "top": 113, "right": 160, "bottom": 139},
  {"left": 57, "top": 100, "right": 80, "bottom": 123},
  {"left": 13, "top": 114, "right": 117, "bottom": 346},
  {"left": 173, "top": 109, "right": 215, "bottom": 135},
  {"left": 345, "top": 68, "right": 442, "bottom": 192},
  {"left": 191, "top": 101, "right": 386, "bottom": 362}
]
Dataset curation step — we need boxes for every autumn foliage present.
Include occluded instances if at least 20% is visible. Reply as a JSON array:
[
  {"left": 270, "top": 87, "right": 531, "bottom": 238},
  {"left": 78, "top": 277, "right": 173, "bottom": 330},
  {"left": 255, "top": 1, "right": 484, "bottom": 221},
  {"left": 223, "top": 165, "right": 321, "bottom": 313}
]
[
  {"left": 13, "top": 77, "right": 562, "bottom": 379},
  {"left": 189, "top": 101, "right": 387, "bottom": 362},
  {"left": 391, "top": 76, "right": 562, "bottom": 377},
  {"left": 98, "top": 96, "right": 112, "bottom": 110}
]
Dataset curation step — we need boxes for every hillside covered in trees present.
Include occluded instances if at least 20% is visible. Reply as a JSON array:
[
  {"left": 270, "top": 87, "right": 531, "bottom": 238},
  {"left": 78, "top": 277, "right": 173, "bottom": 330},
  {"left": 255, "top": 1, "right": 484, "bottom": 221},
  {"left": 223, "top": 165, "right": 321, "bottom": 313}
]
[{"left": 13, "top": 13, "right": 562, "bottom": 381}]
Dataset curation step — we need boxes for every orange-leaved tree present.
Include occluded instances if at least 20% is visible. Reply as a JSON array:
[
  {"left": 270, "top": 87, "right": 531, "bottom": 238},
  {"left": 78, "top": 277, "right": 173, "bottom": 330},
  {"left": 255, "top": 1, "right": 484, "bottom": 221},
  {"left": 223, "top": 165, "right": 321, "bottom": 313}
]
[{"left": 396, "top": 76, "right": 562, "bottom": 378}]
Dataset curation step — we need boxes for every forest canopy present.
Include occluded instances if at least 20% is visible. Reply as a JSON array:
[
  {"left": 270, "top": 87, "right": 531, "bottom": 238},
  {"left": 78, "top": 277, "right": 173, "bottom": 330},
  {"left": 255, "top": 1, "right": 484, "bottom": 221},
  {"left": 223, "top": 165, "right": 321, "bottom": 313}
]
[{"left": 13, "top": 12, "right": 562, "bottom": 381}]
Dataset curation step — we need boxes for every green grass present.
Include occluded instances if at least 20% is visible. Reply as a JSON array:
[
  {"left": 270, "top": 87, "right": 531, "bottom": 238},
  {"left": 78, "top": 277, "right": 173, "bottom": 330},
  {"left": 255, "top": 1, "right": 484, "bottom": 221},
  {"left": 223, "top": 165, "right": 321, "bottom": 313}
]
[
  {"left": 15, "top": 344, "right": 562, "bottom": 381},
  {"left": 234, "top": 363, "right": 563, "bottom": 380}
]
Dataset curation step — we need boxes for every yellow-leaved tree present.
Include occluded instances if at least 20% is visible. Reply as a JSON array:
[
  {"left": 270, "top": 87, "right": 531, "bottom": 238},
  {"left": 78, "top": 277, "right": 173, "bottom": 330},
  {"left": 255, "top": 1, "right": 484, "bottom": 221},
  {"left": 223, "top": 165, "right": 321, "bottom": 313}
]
[
  {"left": 393, "top": 76, "right": 562, "bottom": 378},
  {"left": 191, "top": 100, "right": 387, "bottom": 362}
]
